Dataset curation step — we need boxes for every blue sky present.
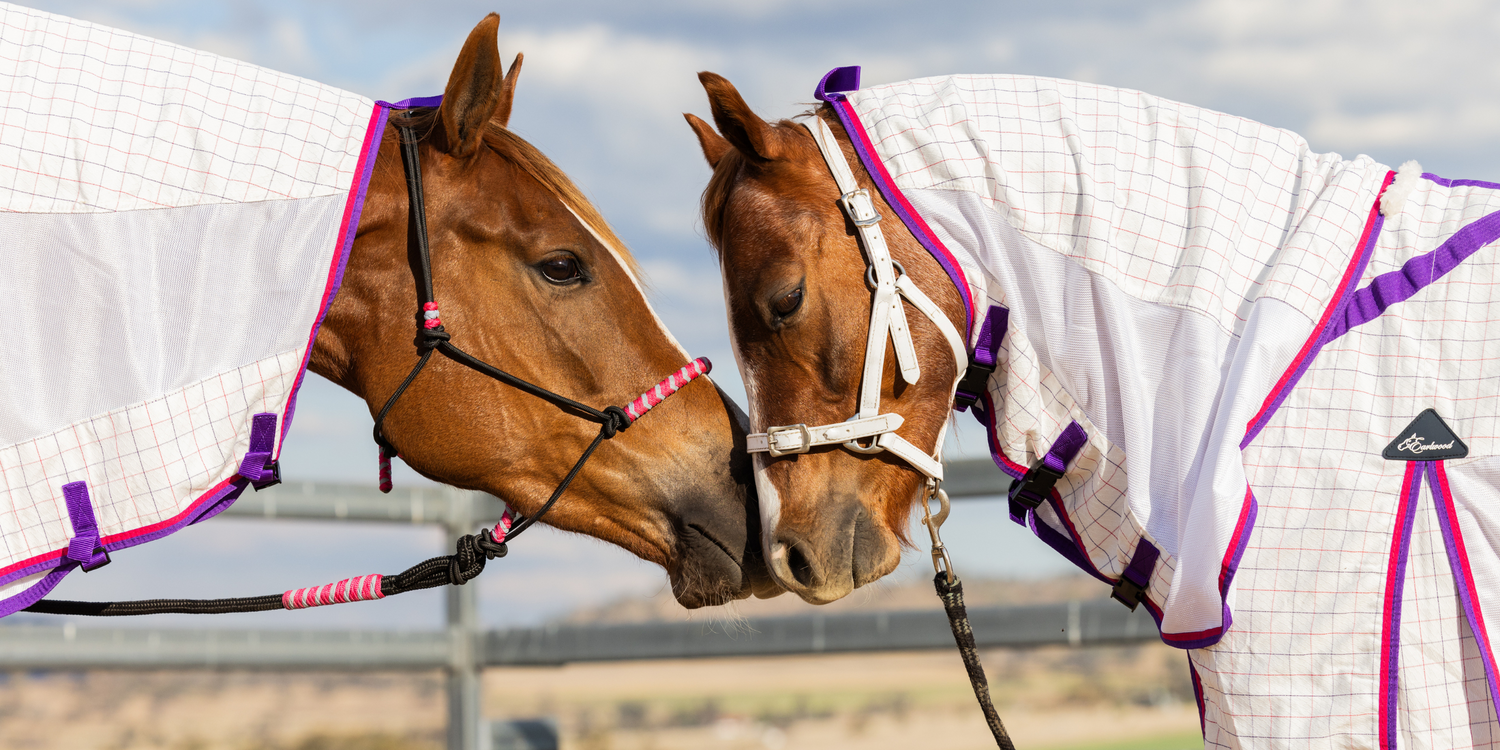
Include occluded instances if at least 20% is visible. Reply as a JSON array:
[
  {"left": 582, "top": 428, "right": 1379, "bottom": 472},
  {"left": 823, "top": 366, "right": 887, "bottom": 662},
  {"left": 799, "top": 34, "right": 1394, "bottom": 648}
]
[{"left": 20, "top": 0, "right": 1500, "bottom": 629}]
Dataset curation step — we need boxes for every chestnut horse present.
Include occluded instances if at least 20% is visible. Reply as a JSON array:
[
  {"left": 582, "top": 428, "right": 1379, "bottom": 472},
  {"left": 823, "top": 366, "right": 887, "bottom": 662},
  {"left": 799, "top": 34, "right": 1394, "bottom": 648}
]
[
  {"left": 301, "top": 19, "right": 769, "bottom": 608},
  {"left": 685, "top": 75, "right": 965, "bottom": 605}
]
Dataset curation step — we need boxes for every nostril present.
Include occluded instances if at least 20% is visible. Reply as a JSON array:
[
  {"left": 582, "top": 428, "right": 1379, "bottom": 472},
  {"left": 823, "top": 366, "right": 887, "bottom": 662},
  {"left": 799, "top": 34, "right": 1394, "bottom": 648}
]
[{"left": 785, "top": 541, "right": 817, "bottom": 588}]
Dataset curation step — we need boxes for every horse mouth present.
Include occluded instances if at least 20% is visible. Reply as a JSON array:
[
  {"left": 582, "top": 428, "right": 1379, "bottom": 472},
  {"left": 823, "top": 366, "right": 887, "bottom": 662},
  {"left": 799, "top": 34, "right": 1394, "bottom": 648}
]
[{"left": 670, "top": 522, "right": 752, "bottom": 608}]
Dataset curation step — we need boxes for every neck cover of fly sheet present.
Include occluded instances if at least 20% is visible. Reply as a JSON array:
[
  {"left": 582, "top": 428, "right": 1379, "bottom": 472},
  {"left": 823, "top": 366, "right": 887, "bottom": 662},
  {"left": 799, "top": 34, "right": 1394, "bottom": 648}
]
[
  {"left": 0, "top": 3, "right": 386, "bottom": 617},
  {"left": 818, "top": 67, "right": 1500, "bottom": 746}
]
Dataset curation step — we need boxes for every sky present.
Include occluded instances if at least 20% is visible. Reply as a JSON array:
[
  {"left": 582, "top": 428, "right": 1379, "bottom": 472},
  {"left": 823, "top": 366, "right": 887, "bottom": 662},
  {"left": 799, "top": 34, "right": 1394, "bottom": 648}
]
[{"left": 16, "top": 0, "right": 1500, "bottom": 630}]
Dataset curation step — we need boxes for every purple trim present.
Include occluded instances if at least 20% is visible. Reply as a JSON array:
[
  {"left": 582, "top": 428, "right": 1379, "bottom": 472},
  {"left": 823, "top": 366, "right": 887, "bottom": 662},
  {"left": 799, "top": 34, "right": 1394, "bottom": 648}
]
[
  {"left": 0, "top": 565, "right": 72, "bottom": 618},
  {"left": 1189, "top": 659, "right": 1207, "bottom": 736},
  {"left": 1009, "top": 420, "right": 1088, "bottom": 520},
  {"left": 826, "top": 98, "right": 976, "bottom": 338},
  {"left": 1426, "top": 462, "right": 1500, "bottom": 714},
  {"left": 1328, "top": 208, "right": 1500, "bottom": 343},
  {"left": 814, "top": 66, "right": 860, "bottom": 102},
  {"left": 62, "top": 481, "right": 108, "bottom": 571},
  {"left": 1044, "top": 422, "right": 1088, "bottom": 474},
  {"left": 379, "top": 94, "right": 443, "bottom": 109},
  {"left": 281, "top": 104, "right": 390, "bottom": 446},
  {"left": 238, "top": 412, "right": 278, "bottom": 485},
  {"left": 1423, "top": 172, "right": 1500, "bottom": 191}
]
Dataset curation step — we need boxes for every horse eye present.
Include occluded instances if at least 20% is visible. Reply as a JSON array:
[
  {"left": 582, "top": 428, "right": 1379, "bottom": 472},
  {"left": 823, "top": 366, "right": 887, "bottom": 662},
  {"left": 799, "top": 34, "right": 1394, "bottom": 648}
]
[
  {"left": 540, "top": 257, "right": 582, "bottom": 283},
  {"left": 773, "top": 287, "right": 803, "bottom": 318}
]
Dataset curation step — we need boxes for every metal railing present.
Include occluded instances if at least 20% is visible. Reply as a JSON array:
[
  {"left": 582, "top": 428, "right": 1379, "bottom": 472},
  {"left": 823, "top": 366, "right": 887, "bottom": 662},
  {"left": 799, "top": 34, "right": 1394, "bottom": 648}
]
[{"left": 0, "top": 459, "right": 1156, "bottom": 749}]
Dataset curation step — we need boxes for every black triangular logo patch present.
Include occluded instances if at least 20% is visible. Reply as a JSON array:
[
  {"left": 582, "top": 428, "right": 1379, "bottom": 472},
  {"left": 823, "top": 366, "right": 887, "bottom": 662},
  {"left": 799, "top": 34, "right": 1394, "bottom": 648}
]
[{"left": 1383, "top": 409, "right": 1469, "bottom": 461}]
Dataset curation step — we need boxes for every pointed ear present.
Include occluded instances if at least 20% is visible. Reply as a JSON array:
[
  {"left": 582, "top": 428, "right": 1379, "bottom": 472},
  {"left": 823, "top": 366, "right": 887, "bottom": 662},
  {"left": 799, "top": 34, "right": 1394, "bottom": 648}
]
[
  {"left": 684, "top": 113, "right": 731, "bottom": 168},
  {"left": 439, "top": 14, "right": 504, "bottom": 157},
  {"left": 698, "top": 71, "right": 782, "bottom": 161},
  {"left": 494, "top": 53, "right": 523, "bottom": 129}
]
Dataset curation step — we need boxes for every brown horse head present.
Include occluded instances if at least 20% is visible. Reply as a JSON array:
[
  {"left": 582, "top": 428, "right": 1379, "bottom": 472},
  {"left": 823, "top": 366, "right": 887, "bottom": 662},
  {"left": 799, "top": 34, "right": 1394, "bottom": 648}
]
[
  {"left": 310, "top": 18, "right": 771, "bottom": 608},
  {"left": 686, "top": 73, "right": 967, "bottom": 604}
]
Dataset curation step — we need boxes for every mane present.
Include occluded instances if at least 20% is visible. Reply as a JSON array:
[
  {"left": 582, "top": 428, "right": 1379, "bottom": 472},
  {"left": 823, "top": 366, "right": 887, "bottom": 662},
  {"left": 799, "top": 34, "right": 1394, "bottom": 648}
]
[{"left": 389, "top": 108, "right": 641, "bottom": 279}]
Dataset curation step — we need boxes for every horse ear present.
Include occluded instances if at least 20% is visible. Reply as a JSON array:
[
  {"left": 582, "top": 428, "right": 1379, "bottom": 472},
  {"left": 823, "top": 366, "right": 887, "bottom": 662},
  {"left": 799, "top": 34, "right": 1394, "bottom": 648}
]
[
  {"left": 684, "top": 113, "right": 731, "bottom": 168},
  {"left": 494, "top": 53, "right": 523, "bottom": 129},
  {"left": 439, "top": 14, "right": 505, "bottom": 157},
  {"left": 697, "top": 72, "right": 782, "bottom": 162}
]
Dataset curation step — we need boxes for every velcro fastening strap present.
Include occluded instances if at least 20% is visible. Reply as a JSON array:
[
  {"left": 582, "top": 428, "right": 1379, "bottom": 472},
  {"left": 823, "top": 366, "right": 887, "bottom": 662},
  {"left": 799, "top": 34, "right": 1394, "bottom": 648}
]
[
  {"left": 1111, "top": 539, "right": 1161, "bottom": 611},
  {"left": 1007, "top": 421, "right": 1088, "bottom": 520},
  {"left": 62, "top": 481, "right": 110, "bottom": 572},
  {"left": 748, "top": 413, "right": 905, "bottom": 456},
  {"left": 955, "top": 306, "right": 1008, "bottom": 411},
  {"left": 238, "top": 412, "right": 281, "bottom": 490}
]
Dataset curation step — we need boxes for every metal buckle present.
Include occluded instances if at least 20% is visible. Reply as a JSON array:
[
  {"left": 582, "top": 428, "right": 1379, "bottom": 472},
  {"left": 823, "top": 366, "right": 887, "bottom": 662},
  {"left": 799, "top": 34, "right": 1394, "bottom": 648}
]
[
  {"left": 765, "top": 424, "right": 813, "bottom": 457},
  {"left": 839, "top": 189, "right": 882, "bottom": 227}
]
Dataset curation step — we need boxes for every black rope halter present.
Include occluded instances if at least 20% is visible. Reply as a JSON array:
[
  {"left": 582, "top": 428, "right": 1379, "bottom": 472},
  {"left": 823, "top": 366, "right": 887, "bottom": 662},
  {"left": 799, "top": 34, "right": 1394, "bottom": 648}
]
[{"left": 25, "top": 117, "right": 706, "bottom": 617}]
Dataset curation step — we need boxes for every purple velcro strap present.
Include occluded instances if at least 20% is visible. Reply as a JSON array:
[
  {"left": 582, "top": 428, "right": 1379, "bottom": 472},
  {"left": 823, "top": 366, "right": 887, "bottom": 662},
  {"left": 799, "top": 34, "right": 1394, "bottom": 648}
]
[
  {"left": 955, "top": 306, "right": 1008, "bottom": 411},
  {"left": 238, "top": 413, "right": 280, "bottom": 488},
  {"left": 379, "top": 94, "right": 444, "bottom": 109},
  {"left": 814, "top": 66, "right": 861, "bottom": 102},
  {"left": 63, "top": 481, "right": 110, "bottom": 571},
  {"left": 1042, "top": 421, "right": 1088, "bottom": 474},
  {"left": 1122, "top": 540, "right": 1160, "bottom": 588},
  {"left": 1008, "top": 420, "right": 1089, "bottom": 521}
]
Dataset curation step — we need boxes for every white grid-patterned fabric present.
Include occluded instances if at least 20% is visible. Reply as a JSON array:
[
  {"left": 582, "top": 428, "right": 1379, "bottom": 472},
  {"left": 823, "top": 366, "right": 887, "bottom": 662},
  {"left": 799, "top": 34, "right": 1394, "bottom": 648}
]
[
  {"left": 837, "top": 73, "right": 1500, "bottom": 746},
  {"left": 0, "top": 3, "right": 377, "bottom": 615}
]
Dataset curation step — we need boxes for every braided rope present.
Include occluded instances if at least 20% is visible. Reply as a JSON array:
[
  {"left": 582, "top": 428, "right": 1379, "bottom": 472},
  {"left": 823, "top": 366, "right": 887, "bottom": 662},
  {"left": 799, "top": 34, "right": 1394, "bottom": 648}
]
[
  {"left": 422, "top": 301, "right": 442, "bottom": 329},
  {"left": 283, "top": 574, "right": 385, "bottom": 610},
  {"left": 625, "top": 358, "right": 711, "bottom": 421}
]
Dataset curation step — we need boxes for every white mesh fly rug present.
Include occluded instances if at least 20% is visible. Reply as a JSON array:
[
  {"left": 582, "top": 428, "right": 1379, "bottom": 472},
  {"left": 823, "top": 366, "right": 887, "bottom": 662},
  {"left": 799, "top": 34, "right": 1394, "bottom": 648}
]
[
  {"left": 816, "top": 68, "right": 1500, "bottom": 746},
  {"left": 0, "top": 4, "right": 384, "bottom": 616}
]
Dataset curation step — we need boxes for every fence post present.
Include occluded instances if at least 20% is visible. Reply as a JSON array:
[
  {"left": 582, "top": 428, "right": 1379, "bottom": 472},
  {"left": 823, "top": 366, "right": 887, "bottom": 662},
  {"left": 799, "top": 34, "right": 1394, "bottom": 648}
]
[{"left": 445, "top": 488, "right": 483, "bottom": 750}]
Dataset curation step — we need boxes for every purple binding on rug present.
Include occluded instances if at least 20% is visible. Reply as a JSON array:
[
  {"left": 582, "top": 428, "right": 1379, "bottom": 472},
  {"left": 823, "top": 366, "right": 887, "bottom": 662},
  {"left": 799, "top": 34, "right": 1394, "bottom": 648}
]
[
  {"left": 63, "top": 481, "right": 109, "bottom": 572},
  {"left": 380, "top": 95, "right": 444, "bottom": 110},
  {"left": 814, "top": 66, "right": 861, "bottom": 103},
  {"left": 1381, "top": 463, "right": 1424, "bottom": 747},
  {"left": 1327, "top": 207, "right": 1500, "bottom": 343},
  {"left": 238, "top": 412, "right": 279, "bottom": 488},
  {"left": 1423, "top": 173, "right": 1500, "bottom": 191}
]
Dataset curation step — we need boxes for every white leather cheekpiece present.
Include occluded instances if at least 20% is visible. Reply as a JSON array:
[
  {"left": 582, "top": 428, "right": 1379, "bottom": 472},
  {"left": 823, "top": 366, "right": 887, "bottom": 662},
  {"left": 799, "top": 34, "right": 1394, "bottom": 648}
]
[{"left": 743, "top": 117, "right": 968, "bottom": 483}]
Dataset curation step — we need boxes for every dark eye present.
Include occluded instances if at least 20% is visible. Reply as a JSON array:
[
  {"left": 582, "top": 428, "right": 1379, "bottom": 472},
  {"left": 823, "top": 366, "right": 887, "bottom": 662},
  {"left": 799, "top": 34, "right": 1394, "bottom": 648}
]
[
  {"left": 540, "top": 256, "right": 582, "bottom": 284},
  {"left": 772, "top": 287, "right": 803, "bottom": 318}
]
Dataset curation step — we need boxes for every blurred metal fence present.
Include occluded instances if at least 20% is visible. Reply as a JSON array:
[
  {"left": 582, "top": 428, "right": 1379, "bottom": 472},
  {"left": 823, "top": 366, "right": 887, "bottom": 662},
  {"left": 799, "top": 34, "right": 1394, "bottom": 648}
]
[{"left": 0, "top": 459, "right": 1157, "bottom": 750}]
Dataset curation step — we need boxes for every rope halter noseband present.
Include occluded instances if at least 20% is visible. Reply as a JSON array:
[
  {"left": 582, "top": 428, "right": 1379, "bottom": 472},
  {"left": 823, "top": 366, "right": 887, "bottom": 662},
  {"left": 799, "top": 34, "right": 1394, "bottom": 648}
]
[
  {"left": 374, "top": 121, "right": 712, "bottom": 546},
  {"left": 744, "top": 117, "right": 969, "bottom": 484}
]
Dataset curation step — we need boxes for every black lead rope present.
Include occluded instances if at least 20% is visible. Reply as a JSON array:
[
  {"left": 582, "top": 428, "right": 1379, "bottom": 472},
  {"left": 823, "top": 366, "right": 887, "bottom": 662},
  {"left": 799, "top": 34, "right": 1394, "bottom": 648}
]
[
  {"left": 24, "top": 119, "right": 634, "bottom": 617},
  {"left": 935, "top": 573, "right": 1017, "bottom": 750}
]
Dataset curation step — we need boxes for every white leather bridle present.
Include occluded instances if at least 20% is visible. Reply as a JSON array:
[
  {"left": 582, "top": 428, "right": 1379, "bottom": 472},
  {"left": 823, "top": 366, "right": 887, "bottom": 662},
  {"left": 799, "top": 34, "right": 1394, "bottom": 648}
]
[{"left": 744, "top": 117, "right": 970, "bottom": 484}]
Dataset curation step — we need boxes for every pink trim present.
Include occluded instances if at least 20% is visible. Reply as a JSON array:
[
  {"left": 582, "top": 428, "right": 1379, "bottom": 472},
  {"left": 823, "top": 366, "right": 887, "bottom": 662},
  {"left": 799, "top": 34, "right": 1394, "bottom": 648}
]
[
  {"left": 832, "top": 99, "right": 977, "bottom": 337},
  {"left": 624, "top": 358, "right": 711, "bottom": 421},
  {"left": 1242, "top": 170, "right": 1396, "bottom": 449},
  {"left": 281, "top": 101, "right": 390, "bottom": 447},
  {"left": 1380, "top": 461, "right": 1422, "bottom": 750}
]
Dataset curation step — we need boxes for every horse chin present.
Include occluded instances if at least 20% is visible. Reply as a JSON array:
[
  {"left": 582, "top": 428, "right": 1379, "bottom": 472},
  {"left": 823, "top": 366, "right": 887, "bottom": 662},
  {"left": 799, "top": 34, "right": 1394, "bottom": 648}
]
[{"left": 668, "top": 522, "right": 753, "bottom": 608}]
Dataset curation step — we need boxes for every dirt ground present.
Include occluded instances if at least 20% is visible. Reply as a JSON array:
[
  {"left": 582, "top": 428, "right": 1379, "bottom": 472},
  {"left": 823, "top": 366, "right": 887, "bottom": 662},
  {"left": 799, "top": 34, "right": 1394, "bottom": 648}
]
[{"left": 0, "top": 576, "right": 1204, "bottom": 749}]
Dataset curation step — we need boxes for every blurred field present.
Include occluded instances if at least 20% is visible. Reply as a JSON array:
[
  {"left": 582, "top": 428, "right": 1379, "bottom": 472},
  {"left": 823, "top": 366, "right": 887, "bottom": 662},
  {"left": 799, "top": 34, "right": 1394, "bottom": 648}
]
[{"left": 0, "top": 575, "right": 1204, "bottom": 749}]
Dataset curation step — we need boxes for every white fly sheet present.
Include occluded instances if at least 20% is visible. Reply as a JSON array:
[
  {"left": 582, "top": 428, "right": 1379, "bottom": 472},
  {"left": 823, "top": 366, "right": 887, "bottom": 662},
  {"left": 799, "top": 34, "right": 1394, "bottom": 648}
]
[
  {"left": 0, "top": 4, "right": 382, "bottom": 616},
  {"left": 819, "top": 69, "right": 1500, "bottom": 746}
]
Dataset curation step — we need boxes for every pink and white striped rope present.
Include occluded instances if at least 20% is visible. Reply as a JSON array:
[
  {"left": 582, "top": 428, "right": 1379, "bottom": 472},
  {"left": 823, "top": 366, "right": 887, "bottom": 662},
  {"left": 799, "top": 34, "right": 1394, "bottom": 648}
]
[
  {"left": 282, "top": 573, "right": 385, "bottom": 610},
  {"left": 378, "top": 446, "right": 394, "bottom": 493},
  {"left": 624, "top": 357, "right": 711, "bottom": 422},
  {"left": 491, "top": 505, "right": 516, "bottom": 543},
  {"left": 422, "top": 301, "right": 442, "bottom": 329}
]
